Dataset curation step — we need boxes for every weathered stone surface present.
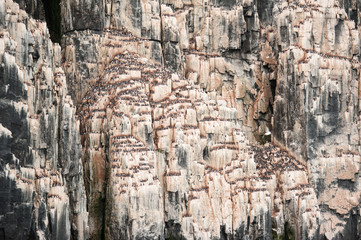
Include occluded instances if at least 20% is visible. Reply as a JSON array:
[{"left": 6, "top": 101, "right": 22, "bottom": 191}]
[
  {"left": 74, "top": 27, "right": 320, "bottom": 239},
  {"left": 271, "top": 1, "right": 361, "bottom": 238},
  {"left": 0, "top": 1, "right": 87, "bottom": 239},
  {"left": 3, "top": 0, "right": 361, "bottom": 239}
]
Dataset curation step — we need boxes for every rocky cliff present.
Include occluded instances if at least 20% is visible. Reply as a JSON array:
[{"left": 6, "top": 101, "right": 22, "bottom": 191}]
[
  {"left": 0, "top": 1, "right": 87, "bottom": 239},
  {"left": 1, "top": 0, "right": 361, "bottom": 239}
]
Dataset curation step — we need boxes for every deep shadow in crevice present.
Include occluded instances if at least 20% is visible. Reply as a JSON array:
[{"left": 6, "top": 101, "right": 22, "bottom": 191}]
[
  {"left": 41, "top": 0, "right": 61, "bottom": 43},
  {"left": 270, "top": 79, "right": 277, "bottom": 113},
  {"left": 13, "top": 0, "right": 46, "bottom": 20}
]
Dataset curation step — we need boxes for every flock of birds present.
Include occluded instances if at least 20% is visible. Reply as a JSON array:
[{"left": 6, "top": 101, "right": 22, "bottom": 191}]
[{"left": 73, "top": 26, "right": 318, "bottom": 211}]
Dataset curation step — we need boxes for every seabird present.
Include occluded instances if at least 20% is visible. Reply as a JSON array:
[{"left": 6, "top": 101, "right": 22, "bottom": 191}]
[{"left": 264, "top": 127, "right": 271, "bottom": 136}]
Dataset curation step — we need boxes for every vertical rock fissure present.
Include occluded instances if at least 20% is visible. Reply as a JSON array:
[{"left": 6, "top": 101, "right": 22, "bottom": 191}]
[
  {"left": 102, "top": 134, "right": 110, "bottom": 240},
  {"left": 41, "top": 0, "right": 61, "bottom": 43},
  {"left": 156, "top": 3, "right": 169, "bottom": 235},
  {"left": 158, "top": 0, "right": 166, "bottom": 67}
]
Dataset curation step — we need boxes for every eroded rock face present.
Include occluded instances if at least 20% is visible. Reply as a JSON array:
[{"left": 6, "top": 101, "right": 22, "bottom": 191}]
[
  {"left": 61, "top": 0, "right": 272, "bottom": 143},
  {"left": 3, "top": 0, "right": 361, "bottom": 239},
  {"left": 271, "top": 1, "right": 361, "bottom": 238},
  {"left": 74, "top": 27, "right": 320, "bottom": 239},
  {"left": 0, "top": 1, "right": 87, "bottom": 239}
]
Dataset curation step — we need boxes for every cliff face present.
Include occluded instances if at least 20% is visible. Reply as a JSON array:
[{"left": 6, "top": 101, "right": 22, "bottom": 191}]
[
  {"left": 0, "top": 1, "right": 87, "bottom": 239},
  {"left": 272, "top": 1, "right": 361, "bottom": 238},
  {"left": 1, "top": 0, "right": 361, "bottom": 239}
]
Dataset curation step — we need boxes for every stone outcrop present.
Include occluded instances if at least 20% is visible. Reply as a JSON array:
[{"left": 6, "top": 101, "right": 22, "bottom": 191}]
[
  {"left": 77, "top": 32, "right": 319, "bottom": 238},
  {"left": 272, "top": 1, "right": 361, "bottom": 238},
  {"left": 0, "top": 1, "right": 87, "bottom": 239},
  {"left": 2, "top": 0, "right": 361, "bottom": 239},
  {"left": 62, "top": 0, "right": 269, "bottom": 142}
]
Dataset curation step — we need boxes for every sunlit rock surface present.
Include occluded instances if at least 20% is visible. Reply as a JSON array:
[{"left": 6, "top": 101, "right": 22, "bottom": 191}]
[
  {"left": 0, "top": 1, "right": 87, "bottom": 239},
  {"left": 75, "top": 28, "right": 318, "bottom": 239},
  {"left": 2, "top": 0, "right": 361, "bottom": 239}
]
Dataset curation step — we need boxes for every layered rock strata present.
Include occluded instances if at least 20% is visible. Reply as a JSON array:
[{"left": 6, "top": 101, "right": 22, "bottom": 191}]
[
  {"left": 75, "top": 28, "right": 319, "bottom": 239},
  {"left": 60, "top": 0, "right": 361, "bottom": 238},
  {"left": 272, "top": 1, "right": 361, "bottom": 238},
  {"left": 0, "top": 1, "right": 87, "bottom": 239},
  {"left": 2, "top": 0, "right": 361, "bottom": 239},
  {"left": 61, "top": 0, "right": 272, "bottom": 142}
]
